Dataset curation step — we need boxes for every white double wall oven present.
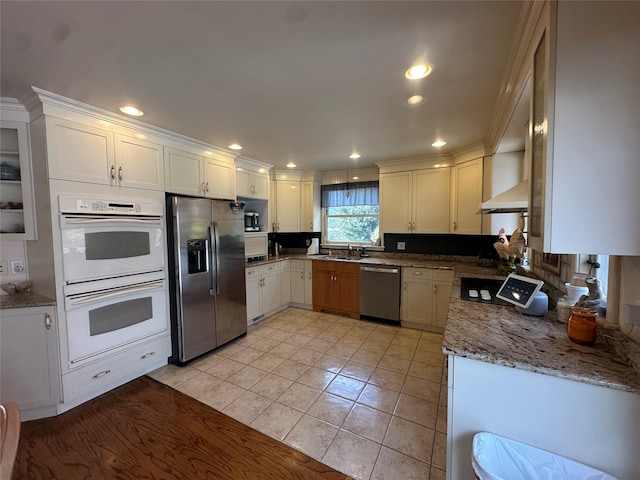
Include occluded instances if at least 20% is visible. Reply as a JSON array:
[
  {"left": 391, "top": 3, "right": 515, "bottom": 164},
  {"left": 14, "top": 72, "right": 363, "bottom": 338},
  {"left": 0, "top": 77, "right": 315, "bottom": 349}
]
[{"left": 58, "top": 194, "right": 168, "bottom": 367}]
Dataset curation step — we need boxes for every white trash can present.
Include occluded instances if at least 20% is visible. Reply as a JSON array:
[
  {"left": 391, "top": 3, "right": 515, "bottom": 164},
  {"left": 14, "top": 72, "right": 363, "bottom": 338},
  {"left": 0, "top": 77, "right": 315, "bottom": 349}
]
[{"left": 471, "top": 432, "right": 618, "bottom": 480}]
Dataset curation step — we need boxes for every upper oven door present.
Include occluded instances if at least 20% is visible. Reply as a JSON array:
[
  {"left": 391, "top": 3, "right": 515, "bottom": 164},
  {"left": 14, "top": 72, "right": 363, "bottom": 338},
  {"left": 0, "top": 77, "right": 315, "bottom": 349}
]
[{"left": 60, "top": 215, "right": 164, "bottom": 284}]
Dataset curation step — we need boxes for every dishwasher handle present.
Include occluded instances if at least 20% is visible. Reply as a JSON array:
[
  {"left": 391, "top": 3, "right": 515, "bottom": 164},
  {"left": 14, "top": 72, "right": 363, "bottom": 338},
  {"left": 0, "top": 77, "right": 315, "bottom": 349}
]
[{"left": 360, "top": 266, "right": 399, "bottom": 274}]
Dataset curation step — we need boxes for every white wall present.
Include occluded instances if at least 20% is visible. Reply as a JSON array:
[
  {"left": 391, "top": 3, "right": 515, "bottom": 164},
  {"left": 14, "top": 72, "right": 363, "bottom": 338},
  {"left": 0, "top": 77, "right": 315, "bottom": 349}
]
[
  {"left": 0, "top": 240, "right": 29, "bottom": 294},
  {"left": 486, "top": 151, "right": 525, "bottom": 235}
]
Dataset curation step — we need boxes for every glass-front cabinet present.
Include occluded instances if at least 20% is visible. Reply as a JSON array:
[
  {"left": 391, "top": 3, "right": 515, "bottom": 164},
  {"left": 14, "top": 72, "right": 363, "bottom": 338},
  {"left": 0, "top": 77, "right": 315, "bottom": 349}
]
[{"left": 0, "top": 113, "right": 36, "bottom": 239}]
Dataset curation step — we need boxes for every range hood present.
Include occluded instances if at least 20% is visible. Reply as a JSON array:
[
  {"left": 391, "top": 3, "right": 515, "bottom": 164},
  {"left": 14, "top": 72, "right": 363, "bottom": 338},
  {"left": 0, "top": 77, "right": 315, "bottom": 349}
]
[{"left": 480, "top": 180, "right": 529, "bottom": 213}]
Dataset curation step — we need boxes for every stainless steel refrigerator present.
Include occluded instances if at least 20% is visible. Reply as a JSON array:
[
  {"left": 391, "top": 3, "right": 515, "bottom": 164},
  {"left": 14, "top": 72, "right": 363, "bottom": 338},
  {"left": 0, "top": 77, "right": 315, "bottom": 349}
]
[{"left": 167, "top": 195, "right": 247, "bottom": 363}]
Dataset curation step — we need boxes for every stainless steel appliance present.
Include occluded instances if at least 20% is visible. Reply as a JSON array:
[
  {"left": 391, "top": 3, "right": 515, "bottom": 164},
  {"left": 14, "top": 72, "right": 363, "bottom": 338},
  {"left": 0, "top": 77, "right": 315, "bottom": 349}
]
[
  {"left": 59, "top": 195, "right": 168, "bottom": 366},
  {"left": 167, "top": 195, "right": 247, "bottom": 363},
  {"left": 244, "top": 211, "right": 260, "bottom": 232},
  {"left": 359, "top": 264, "right": 401, "bottom": 322}
]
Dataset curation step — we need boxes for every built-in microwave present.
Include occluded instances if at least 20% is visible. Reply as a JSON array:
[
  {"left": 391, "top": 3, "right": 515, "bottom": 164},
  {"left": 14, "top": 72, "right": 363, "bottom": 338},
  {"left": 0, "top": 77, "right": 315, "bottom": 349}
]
[{"left": 244, "top": 211, "right": 260, "bottom": 232}]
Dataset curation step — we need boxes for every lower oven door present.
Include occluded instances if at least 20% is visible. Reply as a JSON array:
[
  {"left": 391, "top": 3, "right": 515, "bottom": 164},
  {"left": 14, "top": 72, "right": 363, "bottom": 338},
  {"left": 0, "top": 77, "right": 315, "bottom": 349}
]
[{"left": 64, "top": 279, "right": 167, "bottom": 364}]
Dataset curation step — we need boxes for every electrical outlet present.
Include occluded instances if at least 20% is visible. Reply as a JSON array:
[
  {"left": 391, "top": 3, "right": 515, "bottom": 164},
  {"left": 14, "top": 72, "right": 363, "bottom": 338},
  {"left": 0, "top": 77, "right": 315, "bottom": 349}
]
[
  {"left": 0, "top": 261, "right": 8, "bottom": 275},
  {"left": 397, "top": 242, "right": 406, "bottom": 251},
  {"left": 10, "top": 260, "right": 25, "bottom": 274}
]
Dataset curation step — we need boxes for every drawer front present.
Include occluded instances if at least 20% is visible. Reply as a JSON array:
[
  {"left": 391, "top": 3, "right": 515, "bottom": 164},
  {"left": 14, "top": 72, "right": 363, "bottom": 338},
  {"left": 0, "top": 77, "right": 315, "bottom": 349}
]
[
  {"left": 312, "top": 260, "right": 335, "bottom": 272},
  {"left": 245, "top": 266, "right": 262, "bottom": 279},
  {"left": 333, "top": 261, "right": 359, "bottom": 274},
  {"left": 262, "top": 262, "right": 280, "bottom": 274},
  {"left": 435, "top": 270, "right": 454, "bottom": 282},
  {"left": 403, "top": 267, "right": 434, "bottom": 281},
  {"left": 61, "top": 335, "right": 170, "bottom": 402},
  {"left": 290, "top": 259, "right": 304, "bottom": 270}
]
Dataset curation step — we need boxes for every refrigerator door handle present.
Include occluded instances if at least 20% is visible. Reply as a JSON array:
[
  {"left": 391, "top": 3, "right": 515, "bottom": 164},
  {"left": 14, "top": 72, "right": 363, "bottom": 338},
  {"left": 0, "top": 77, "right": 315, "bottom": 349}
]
[
  {"left": 207, "top": 224, "right": 215, "bottom": 296},
  {"left": 209, "top": 221, "right": 221, "bottom": 295}
]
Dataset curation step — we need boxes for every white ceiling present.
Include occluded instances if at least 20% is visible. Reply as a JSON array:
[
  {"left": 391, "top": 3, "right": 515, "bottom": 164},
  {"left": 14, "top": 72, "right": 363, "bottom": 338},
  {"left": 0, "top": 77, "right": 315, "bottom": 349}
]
[{"left": 1, "top": 1, "right": 522, "bottom": 172}]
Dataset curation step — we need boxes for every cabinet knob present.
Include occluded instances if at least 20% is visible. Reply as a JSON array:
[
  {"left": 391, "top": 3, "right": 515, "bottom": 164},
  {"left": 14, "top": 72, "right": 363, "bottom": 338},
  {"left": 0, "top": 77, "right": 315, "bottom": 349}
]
[
  {"left": 110, "top": 165, "right": 116, "bottom": 180},
  {"left": 118, "top": 166, "right": 123, "bottom": 181},
  {"left": 44, "top": 313, "right": 52, "bottom": 329}
]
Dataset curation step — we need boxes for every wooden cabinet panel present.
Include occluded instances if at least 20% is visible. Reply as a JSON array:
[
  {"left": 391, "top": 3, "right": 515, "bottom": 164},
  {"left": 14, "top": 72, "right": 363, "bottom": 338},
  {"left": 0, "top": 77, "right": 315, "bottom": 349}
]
[{"left": 312, "top": 260, "right": 359, "bottom": 318}]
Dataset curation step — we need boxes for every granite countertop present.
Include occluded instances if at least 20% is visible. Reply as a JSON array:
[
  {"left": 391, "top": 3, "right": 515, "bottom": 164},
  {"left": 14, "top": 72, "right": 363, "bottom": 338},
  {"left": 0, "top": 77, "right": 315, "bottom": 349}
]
[
  {"left": 249, "top": 253, "right": 460, "bottom": 270},
  {"left": 0, "top": 292, "right": 57, "bottom": 309},
  {"left": 443, "top": 266, "right": 640, "bottom": 394}
]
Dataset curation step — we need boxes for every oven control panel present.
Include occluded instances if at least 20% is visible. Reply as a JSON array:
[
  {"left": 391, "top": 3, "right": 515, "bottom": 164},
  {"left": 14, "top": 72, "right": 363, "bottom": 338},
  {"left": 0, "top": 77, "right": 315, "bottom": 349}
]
[{"left": 58, "top": 195, "right": 163, "bottom": 216}]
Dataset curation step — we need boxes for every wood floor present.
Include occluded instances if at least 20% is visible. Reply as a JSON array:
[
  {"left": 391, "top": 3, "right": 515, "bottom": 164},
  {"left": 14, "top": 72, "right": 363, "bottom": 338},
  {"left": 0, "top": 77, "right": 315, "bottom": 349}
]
[{"left": 14, "top": 377, "right": 351, "bottom": 480}]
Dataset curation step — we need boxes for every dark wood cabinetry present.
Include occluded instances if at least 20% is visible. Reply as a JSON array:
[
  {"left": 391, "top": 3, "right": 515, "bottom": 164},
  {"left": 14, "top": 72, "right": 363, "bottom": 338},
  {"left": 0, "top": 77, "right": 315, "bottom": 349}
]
[{"left": 312, "top": 260, "right": 359, "bottom": 319}]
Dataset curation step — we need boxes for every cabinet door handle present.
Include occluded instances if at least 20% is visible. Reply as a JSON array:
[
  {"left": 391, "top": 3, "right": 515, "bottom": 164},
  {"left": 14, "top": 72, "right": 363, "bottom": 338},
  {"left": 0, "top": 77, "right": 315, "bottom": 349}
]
[
  {"left": 413, "top": 271, "right": 422, "bottom": 275},
  {"left": 93, "top": 370, "right": 111, "bottom": 379},
  {"left": 118, "top": 166, "right": 123, "bottom": 181},
  {"left": 412, "top": 222, "right": 416, "bottom": 230},
  {"left": 205, "top": 182, "right": 209, "bottom": 192},
  {"left": 308, "top": 272, "right": 312, "bottom": 280},
  {"left": 403, "top": 282, "right": 407, "bottom": 290},
  {"left": 141, "top": 352, "right": 155, "bottom": 359},
  {"left": 300, "top": 272, "right": 304, "bottom": 279},
  {"left": 309, "top": 222, "right": 313, "bottom": 230},
  {"left": 277, "top": 223, "right": 280, "bottom": 231},
  {"left": 408, "top": 222, "right": 412, "bottom": 232},
  {"left": 110, "top": 165, "right": 116, "bottom": 180},
  {"left": 434, "top": 285, "right": 438, "bottom": 295},
  {"left": 272, "top": 222, "right": 276, "bottom": 231},
  {"left": 44, "top": 313, "right": 52, "bottom": 329},
  {"left": 452, "top": 221, "right": 457, "bottom": 230}
]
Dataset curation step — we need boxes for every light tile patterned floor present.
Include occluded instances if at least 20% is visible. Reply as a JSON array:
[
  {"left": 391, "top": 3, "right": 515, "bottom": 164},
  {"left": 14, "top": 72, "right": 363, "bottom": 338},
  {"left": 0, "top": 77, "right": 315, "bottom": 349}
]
[{"left": 149, "top": 307, "right": 448, "bottom": 480}]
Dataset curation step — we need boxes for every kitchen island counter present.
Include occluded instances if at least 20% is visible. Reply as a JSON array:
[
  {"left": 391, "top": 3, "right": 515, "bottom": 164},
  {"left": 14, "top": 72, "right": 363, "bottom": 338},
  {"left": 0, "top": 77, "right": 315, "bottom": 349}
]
[{"left": 442, "top": 266, "right": 640, "bottom": 394}]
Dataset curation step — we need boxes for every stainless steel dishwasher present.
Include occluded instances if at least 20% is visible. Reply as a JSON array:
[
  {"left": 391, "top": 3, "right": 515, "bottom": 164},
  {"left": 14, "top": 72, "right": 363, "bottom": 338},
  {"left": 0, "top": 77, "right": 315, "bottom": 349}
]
[{"left": 359, "top": 265, "right": 401, "bottom": 323}]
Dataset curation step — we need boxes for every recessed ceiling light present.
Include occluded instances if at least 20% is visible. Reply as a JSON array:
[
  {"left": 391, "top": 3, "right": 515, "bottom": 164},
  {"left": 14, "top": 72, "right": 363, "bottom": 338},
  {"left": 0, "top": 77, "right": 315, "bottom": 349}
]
[
  {"left": 405, "top": 95, "right": 425, "bottom": 107},
  {"left": 228, "top": 144, "right": 243, "bottom": 150},
  {"left": 286, "top": 162, "right": 297, "bottom": 168},
  {"left": 352, "top": 176, "right": 359, "bottom": 180},
  {"left": 431, "top": 140, "right": 447, "bottom": 147},
  {"left": 119, "top": 105, "right": 144, "bottom": 116},
  {"left": 405, "top": 64, "right": 432, "bottom": 80},
  {"left": 349, "top": 153, "right": 361, "bottom": 159}
]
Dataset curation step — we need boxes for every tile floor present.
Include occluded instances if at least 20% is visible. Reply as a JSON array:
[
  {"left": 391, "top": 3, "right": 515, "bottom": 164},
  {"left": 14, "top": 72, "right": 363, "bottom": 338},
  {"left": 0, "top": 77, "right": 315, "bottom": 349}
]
[{"left": 149, "top": 307, "right": 448, "bottom": 480}]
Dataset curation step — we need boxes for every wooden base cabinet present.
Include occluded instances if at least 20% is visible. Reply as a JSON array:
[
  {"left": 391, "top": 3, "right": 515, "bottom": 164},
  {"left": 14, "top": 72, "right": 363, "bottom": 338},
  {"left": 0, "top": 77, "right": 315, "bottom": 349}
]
[
  {"left": 401, "top": 268, "right": 453, "bottom": 331},
  {"left": 312, "top": 260, "right": 359, "bottom": 319},
  {"left": 0, "top": 306, "right": 61, "bottom": 420}
]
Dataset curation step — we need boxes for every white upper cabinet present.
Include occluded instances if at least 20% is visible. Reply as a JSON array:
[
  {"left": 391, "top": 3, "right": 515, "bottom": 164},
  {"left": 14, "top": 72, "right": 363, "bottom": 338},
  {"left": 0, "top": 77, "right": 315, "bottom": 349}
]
[
  {"left": 203, "top": 154, "right": 235, "bottom": 200},
  {"left": 0, "top": 105, "right": 36, "bottom": 239},
  {"left": 164, "top": 147, "right": 236, "bottom": 200},
  {"left": 114, "top": 134, "right": 164, "bottom": 190},
  {"left": 451, "top": 158, "right": 483, "bottom": 234},
  {"left": 380, "top": 167, "right": 451, "bottom": 235},
  {"left": 45, "top": 117, "right": 164, "bottom": 191},
  {"left": 164, "top": 147, "right": 204, "bottom": 197},
  {"left": 46, "top": 117, "right": 115, "bottom": 185},
  {"left": 527, "top": 1, "right": 640, "bottom": 255},
  {"left": 236, "top": 168, "right": 269, "bottom": 199},
  {"left": 274, "top": 180, "right": 301, "bottom": 232},
  {"left": 301, "top": 179, "right": 321, "bottom": 232},
  {"left": 413, "top": 168, "right": 451, "bottom": 233}
]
